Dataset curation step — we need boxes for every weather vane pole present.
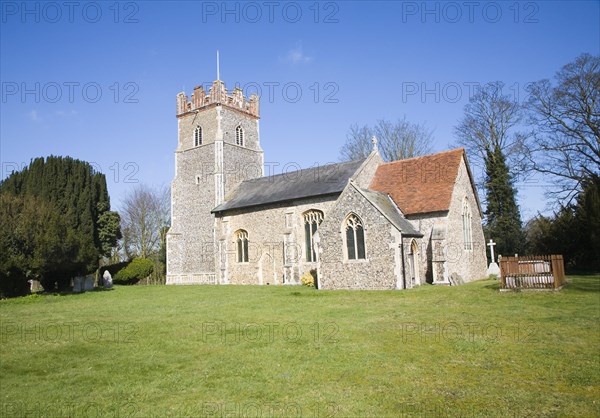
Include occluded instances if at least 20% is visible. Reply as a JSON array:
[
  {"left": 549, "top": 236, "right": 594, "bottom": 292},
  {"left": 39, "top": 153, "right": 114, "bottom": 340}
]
[{"left": 217, "top": 50, "right": 220, "bottom": 81}]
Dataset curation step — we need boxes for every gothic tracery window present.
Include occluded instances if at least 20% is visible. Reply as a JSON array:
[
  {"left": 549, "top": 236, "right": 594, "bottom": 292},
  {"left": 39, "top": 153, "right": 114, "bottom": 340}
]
[
  {"left": 194, "top": 126, "right": 202, "bottom": 146},
  {"left": 303, "top": 210, "right": 323, "bottom": 262},
  {"left": 462, "top": 198, "right": 473, "bottom": 251},
  {"left": 344, "top": 214, "right": 366, "bottom": 260},
  {"left": 235, "top": 229, "right": 249, "bottom": 263},
  {"left": 235, "top": 125, "right": 244, "bottom": 146}
]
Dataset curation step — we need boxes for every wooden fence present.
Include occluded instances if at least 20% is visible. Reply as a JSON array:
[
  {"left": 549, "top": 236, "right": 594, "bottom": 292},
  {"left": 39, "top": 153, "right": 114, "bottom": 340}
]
[{"left": 500, "top": 255, "right": 566, "bottom": 290}]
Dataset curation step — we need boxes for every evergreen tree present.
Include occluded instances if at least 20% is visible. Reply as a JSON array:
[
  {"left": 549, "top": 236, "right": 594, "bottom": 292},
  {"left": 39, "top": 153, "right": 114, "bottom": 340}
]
[
  {"left": 573, "top": 175, "right": 600, "bottom": 270},
  {"left": 98, "top": 211, "right": 122, "bottom": 258},
  {"left": 483, "top": 145, "right": 525, "bottom": 256},
  {"left": 454, "top": 82, "right": 527, "bottom": 257},
  {"left": 528, "top": 175, "right": 600, "bottom": 271},
  {"left": 0, "top": 156, "right": 121, "bottom": 292},
  {"left": 0, "top": 194, "right": 76, "bottom": 297}
]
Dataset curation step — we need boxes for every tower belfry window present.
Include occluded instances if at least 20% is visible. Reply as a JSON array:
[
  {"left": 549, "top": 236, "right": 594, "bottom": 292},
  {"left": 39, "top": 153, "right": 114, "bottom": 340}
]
[
  {"left": 235, "top": 125, "right": 244, "bottom": 146},
  {"left": 194, "top": 126, "right": 202, "bottom": 146}
]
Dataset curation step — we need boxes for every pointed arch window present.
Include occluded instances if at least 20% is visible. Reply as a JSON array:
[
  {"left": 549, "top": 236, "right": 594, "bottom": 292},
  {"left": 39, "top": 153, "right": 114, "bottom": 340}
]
[
  {"left": 462, "top": 198, "right": 473, "bottom": 251},
  {"left": 235, "top": 125, "right": 244, "bottom": 146},
  {"left": 303, "top": 210, "right": 323, "bottom": 262},
  {"left": 235, "top": 229, "right": 249, "bottom": 263},
  {"left": 344, "top": 214, "right": 366, "bottom": 260},
  {"left": 194, "top": 126, "right": 202, "bottom": 146}
]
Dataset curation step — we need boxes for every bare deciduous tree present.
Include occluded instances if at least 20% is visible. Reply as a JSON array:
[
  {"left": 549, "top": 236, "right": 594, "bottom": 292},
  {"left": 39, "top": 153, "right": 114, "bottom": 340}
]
[
  {"left": 453, "top": 81, "right": 526, "bottom": 254},
  {"left": 120, "top": 184, "right": 170, "bottom": 260},
  {"left": 453, "top": 81, "right": 527, "bottom": 183},
  {"left": 340, "top": 117, "right": 434, "bottom": 162},
  {"left": 525, "top": 53, "right": 600, "bottom": 203}
]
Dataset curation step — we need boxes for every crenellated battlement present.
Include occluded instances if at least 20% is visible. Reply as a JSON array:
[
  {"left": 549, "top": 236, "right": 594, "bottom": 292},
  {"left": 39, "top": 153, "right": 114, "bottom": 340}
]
[{"left": 176, "top": 80, "right": 259, "bottom": 118}]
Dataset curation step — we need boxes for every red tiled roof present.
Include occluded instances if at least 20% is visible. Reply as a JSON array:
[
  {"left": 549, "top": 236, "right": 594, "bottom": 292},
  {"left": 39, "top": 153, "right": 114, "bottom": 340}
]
[{"left": 369, "top": 148, "right": 465, "bottom": 215}]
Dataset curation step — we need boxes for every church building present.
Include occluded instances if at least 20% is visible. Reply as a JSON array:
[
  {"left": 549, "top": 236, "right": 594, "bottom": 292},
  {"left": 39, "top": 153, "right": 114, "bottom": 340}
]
[{"left": 166, "top": 78, "right": 487, "bottom": 289}]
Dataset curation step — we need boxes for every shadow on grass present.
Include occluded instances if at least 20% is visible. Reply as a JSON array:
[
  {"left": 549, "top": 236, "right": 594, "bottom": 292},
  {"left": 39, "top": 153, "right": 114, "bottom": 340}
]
[
  {"left": 564, "top": 275, "right": 600, "bottom": 292},
  {"left": 56, "top": 287, "right": 115, "bottom": 297},
  {"left": 289, "top": 290, "right": 329, "bottom": 297},
  {"left": 2, "top": 288, "right": 111, "bottom": 303},
  {"left": 484, "top": 281, "right": 502, "bottom": 291},
  {"left": 483, "top": 275, "right": 600, "bottom": 293}
]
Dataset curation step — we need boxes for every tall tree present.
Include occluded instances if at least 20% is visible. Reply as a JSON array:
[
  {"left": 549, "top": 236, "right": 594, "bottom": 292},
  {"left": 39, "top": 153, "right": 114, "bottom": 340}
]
[
  {"left": 120, "top": 184, "right": 170, "bottom": 260},
  {"left": 525, "top": 53, "right": 600, "bottom": 203},
  {"left": 0, "top": 156, "right": 121, "bottom": 291},
  {"left": 453, "top": 81, "right": 527, "bottom": 183},
  {"left": 454, "top": 82, "right": 525, "bottom": 256},
  {"left": 571, "top": 175, "right": 600, "bottom": 270},
  {"left": 340, "top": 117, "right": 433, "bottom": 162},
  {"left": 483, "top": 145, "right": 526, "bottom": 255},
  {"left": 525, "top": 175, "right": 600, "bottom": 271},
  {"left": 98, "top": 211, "right": 122, "bottom": 258},
  {"left": 0, "top": 194, "right": 76, "bottom": 297}
]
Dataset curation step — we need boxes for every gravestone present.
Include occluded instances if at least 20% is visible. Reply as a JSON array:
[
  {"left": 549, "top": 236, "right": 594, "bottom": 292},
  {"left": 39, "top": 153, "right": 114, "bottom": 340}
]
[
  {"left": 27, "top": 279, "right": 42, "bottom": 292},
  {"left": 103, "top": 270, "right": 113, "bottom": 289},
  {"left": 73, "top": 276, "right": 84, "bottom": 293},
  {"left": 449, "top": 273, "right": 464, "bottom": 286},
  {"left": 83, "top": 274, "right": 95, "bottom": 291}
]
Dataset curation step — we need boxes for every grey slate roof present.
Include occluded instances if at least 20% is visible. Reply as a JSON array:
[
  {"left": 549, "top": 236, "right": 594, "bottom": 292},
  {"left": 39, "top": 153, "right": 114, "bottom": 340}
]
[
  {"left": 357, "top": 187, "right": 423, "bottom": 237},
  {"left": 212, "top": 159, "right": 365, "bottom": 213}
]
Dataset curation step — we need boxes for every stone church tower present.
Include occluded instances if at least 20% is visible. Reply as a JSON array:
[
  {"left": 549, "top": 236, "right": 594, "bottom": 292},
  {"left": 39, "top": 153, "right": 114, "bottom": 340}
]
[{"left": 166, "top": 79, "right": 263, "bottom": 284}]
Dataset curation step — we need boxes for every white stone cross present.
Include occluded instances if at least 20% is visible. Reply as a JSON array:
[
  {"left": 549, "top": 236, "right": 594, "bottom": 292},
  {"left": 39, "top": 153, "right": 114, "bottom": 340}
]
[{"left": 487, "top": 239, "right": 496, "bottom": 263}]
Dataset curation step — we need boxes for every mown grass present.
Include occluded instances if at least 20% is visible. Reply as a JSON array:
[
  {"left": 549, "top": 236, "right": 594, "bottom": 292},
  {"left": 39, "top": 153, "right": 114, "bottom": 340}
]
[{"left": 1, "top": 276, "right": 599, "bottom": 417}]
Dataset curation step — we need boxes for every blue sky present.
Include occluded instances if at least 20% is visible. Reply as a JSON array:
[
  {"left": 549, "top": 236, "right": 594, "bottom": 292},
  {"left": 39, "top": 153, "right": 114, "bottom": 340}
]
[{"left": 1, "top": 1, "right": 599, "bottom": 221}]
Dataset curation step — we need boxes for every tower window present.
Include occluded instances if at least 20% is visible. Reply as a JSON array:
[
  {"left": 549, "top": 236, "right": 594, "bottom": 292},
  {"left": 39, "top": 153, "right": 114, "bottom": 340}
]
[
  {"left": 344, "top": 214, "right": 366, "bottom": 260},
  {"left": 194, "top": 126, "right": 202, "bottom": 146},
  {"left": 235, "top": 125, "right": 244, "bottom": 146},
  {"left": 235, "top": 229, "right": 249, "bottom": 263},
  {"left": 462, "top": 198, "right": 473, "bottom": 251},
  {"left": 303, "top": 210, "right": 323, "bottom": 262}
]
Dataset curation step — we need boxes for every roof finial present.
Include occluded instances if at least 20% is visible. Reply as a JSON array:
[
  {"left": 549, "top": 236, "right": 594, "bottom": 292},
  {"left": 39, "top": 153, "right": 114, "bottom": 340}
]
[
  {"left": 216, "top": 50, "right": 220, "bottom": 81},
  {"left": 372, "top": 136, "right": 378, "bottom": 151}
]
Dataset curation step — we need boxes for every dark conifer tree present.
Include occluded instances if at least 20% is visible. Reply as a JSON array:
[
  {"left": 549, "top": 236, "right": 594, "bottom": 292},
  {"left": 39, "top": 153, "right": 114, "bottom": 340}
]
[
  {"left": 573, "top": 175, "right": 600, "bottom": 270},
  {"left": 483, "top": 145, "right": 526, "bottom": 257},
  {"left": 0, "top": 156, "right": 121, "bottom": 292}
]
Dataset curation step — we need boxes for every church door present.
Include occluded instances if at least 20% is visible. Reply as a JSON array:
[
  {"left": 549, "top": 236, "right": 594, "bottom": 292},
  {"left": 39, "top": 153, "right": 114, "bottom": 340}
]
[{"left": 408, "top": 240, "right": 420, "bottom": 286}]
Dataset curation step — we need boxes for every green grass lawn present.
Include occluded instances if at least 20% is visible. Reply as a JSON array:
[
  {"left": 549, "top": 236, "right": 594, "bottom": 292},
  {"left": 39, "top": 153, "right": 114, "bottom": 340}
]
[{"left": 1, "top": 276, "right": 599, "bottom": 417}]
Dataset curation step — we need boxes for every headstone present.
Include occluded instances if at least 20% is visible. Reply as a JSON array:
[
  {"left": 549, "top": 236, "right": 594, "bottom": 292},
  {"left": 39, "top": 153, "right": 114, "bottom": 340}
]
[
  {"left": 73, "top": 276, "right": 84, "bottom": 293},
  {"left": 27, "top": 279, "right": 42, "bottom": 293},
  {"left": 103, "top": 270, "right": 113, "bottom": 289},
  {"left": 83, "top": 274, "right": 95, "bottom": 291},
  {"left": 449, "top": 273, "right": 464, "bottom": 286}
]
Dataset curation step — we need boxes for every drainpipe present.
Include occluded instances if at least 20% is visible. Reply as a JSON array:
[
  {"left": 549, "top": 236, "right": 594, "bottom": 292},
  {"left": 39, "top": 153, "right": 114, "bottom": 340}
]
[{"left": 400, "top": 240, "right": 406, "bottom": 290}]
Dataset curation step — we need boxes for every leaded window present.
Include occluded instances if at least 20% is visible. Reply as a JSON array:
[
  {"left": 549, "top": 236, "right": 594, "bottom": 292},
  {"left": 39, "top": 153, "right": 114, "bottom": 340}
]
[
  {"left": 235, "top": 229, "right": 249, "bottom": 262},
  {"left": 303, "top": 210, "right": 323, "bottom": 262},
  {"left": 345, "top": 214, "right": 365, "bottom": 260}
]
